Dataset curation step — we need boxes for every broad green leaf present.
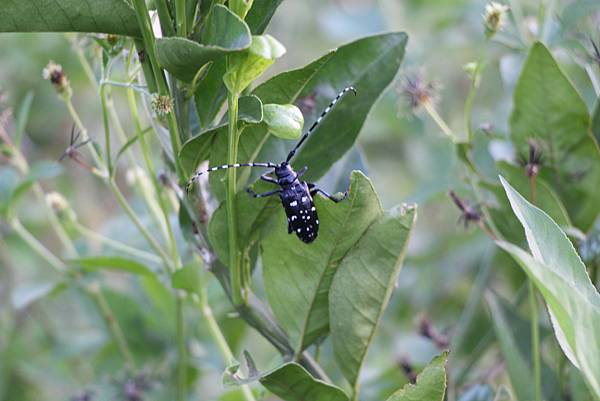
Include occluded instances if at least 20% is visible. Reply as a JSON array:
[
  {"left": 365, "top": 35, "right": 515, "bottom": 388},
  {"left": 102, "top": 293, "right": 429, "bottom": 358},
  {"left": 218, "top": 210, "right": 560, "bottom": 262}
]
[
  {"left": 485, "top": 292, "right": 535, "bottom": 401},
  {"left": 171, "top": 263, "right": 203, "bottom": 294},
  {"left": 259, "top": 362, "right": 349, "bottom": 401},
  {"left": 331, "top": 206, "right": 416, "bottom": 387},
  {"left": 156, "top": 5, "right": 251, "bottom": 82},
  {"left": 238, "top": 95, "right": 264, "bottom": 124},
  {"left": 245, "top": 0, "right": 284, "bottom": 34},
  {"left": 498, "top": 177, "right": 600, "bottom": 396},
  {"left": 509, "top": 42, "right": 600, "bottom": 230},
  {"left": 0, "top": 0, "right": 141, "bottom": 36},
  {"left": 194, "top": 60, "right": 228, "bottom": 130},
  {"left": 263, "top": 171, "right": 383, "bottom": 353},
  {"left": 70, "top": 256, "right": 153, "bottom": 276},
  {"left": 252, "top": 32, "right": 408, "bottom": 183},
  {"left": 224, "top": 34, "right": 286, "bottom": 94},
  {"left": 386, "top": 352, "right": 448, "bottom": 401},
  {"left": 263, "top": 104, "right": 304, "bottom": 139},
  {"left": 180, "top": 124, "right": 226, "bottom": 176}
]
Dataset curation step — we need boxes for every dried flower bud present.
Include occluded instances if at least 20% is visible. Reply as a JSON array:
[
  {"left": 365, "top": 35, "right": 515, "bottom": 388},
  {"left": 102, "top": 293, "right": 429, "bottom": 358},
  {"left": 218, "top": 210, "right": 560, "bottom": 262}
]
[
  {"left": 397, "top": 356, "right": 417, "bottom": 384},
  {"left": 418, "top": 314, "right": 450, "bottom": 349},
  {"left": 483, "top": 2, "right": 509, "bottom": 38},
  {"left": 151, "top": 94, "right": 174, "bottom": 118},
  {"left": 519, "top": 139, "right": 543, "bottom": 178},
  {"left": 42, "top": 61, "right": 72, "bottom": 98},
  {"left": 400, "top": 73, "right": 437, "bottom": 111}
]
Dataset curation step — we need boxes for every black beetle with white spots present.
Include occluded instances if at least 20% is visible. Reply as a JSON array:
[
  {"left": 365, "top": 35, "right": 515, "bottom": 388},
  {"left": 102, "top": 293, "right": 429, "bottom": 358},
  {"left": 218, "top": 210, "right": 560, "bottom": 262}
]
[{"left": 186, "top": 86, "right": 356, "bottom": 243}]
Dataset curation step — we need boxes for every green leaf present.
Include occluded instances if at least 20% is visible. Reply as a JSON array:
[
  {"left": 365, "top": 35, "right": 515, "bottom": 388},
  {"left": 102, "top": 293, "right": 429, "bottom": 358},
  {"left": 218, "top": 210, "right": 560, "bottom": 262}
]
[
  {"left": 386, "top": 352, "right": 448, "bottom": 401},
  {"left": 330, "top": 206, "right": 416, "bottom": 387},
  {"left": 14, "top": 91, "right": 34, "bottom": 148},
  {"left": 263, "top": 104, "right": 304, "bottom": 139},
  {"left": 6, "top": 161, "right": 63, "bottom": 215},
  {"left": 180, "top": 124, "right": 226, "bottom": 176},
  {"left": 224, "top": 34, "right": 286, "bottom": 94},
  {"left": 593, "top": 99, "right": 600, "bottom": 144},
  {"left": 498, "top": 176, "right": 600, "bottom": 396},
  {"left": 0, "top": 0, "right": 141, "bottom": 36},
  {"left": 263, "top": 171, "right": 383, "bottom": 352},
  {"left": 252, "top": 32, "right": 407, "bottom": 183},
  {"left": 245, "top": 0, "right": 284, "bottom": 34},
  {"left": 509, "top": 42, "right": 600, "bottom": 230},
  {"left": 194, "top": 60, "right": 228, "bottom": 130},
  {"left": 171, "top": 263, "right": 203, "bottom": 294},
  {"left": 156, "top": 5, "right": 251, "bottom": 82},
  {"left": 485, "top": 292, "right": 535, "bottom": 401},
  {"left": 259, "top": 362, "right": 349, "bottom": 401},
  {"left": 237, "top": 95, "right": 264, "bottom": 124},
  {"left": 70, "top": 256, "right": 154, "bottom": 276}
]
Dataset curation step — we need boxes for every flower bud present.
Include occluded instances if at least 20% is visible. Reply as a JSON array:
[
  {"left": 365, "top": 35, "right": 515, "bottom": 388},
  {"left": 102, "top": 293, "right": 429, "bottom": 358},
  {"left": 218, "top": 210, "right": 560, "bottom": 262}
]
[
  {"left": 151, "top": 94, "right": 174, "bottom": 118},
  {"left": 43, "top": 61, "right": 72, "bottom": 98},
  {"left": 483, "top": 2, "right": 509, "bottom": 38},
  {"left": 45, "top": 191, "right": 76, "bottom": 222}
]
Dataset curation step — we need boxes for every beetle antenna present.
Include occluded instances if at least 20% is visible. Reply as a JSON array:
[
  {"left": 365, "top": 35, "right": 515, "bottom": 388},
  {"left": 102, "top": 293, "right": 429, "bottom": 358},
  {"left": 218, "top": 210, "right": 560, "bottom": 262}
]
[
  {"left": 186, "top": 162, "right": 279, "bottom": 193},
  {"left": 285, "top": 86, "right": 356, "bottom": 163}
]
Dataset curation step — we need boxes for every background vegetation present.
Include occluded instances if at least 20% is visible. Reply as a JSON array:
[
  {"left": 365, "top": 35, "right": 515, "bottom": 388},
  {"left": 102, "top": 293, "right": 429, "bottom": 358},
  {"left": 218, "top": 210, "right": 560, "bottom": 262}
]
[{"left": 1, "top": 1, "right": 600, "bottom": 401}]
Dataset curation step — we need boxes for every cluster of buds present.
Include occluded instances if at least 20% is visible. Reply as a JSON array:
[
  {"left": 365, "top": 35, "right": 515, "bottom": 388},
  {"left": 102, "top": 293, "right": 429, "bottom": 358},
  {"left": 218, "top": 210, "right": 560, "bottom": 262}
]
[
  {"left": 151, "top": 94, "right": 174, "bottom": 118},
  {"left": 483, "top": 2, "right": 509, "bottom": 38},
  {"left": 42, "top": 61, "right": 72, "bottom": 98}
]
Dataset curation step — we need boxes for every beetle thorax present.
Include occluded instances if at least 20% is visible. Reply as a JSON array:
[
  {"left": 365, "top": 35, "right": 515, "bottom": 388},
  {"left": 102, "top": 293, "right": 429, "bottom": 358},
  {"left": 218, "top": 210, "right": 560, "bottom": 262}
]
[{"left": 275, "top": 163, "right": 296, "bottom": 186}]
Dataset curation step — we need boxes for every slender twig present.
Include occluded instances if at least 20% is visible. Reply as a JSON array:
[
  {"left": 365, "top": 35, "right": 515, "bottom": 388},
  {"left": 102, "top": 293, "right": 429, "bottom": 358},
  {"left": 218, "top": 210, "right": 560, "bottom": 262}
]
[
  {"left": 10, "top": 219, "right": 66, "bottom": 273},
  {"left": 529, "top": 175, "right": 542, "bottom": 401},
  {"left": 423, "top": 100, "right": 457, "bottom": 142}
]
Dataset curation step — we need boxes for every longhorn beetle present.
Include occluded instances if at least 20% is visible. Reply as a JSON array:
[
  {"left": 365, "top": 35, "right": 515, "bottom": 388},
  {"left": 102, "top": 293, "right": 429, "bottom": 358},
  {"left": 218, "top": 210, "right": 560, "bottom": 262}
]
[{"left": 186, "top": 86, "right": 356, "bottom": 243}]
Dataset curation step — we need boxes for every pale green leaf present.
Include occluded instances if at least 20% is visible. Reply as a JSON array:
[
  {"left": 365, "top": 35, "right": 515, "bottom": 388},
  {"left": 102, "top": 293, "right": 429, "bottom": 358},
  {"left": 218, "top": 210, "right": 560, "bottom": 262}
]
[
  {"left": 70, "top": 256, "right": 154, "bottom": 276},
  {"left": 498, "top": 176, "right": 600, "bottom": 396},
  {"left": 171, "top": 263, "right": 203, "bottom": 294},
  {"left": 386, "top": 352, "right": 448, "bottom": 401},
  {"left": 263, "top": 104, "right": 304, "bottom": 140},
  {"left": 330, "top": 206, "right": 416, "bottom": 387}
]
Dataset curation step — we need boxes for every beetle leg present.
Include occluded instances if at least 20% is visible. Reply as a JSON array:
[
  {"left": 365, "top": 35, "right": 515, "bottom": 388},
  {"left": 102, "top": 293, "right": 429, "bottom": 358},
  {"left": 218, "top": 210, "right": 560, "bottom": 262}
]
[
  {"left": 259, "top": 173, "right": 278, "bottom": 184},
  {"left": 246, "top": 188, "right": 281, "bottom": 198},
  {"left": 309, "top": 187, "right": 348, "bottom": 203}
]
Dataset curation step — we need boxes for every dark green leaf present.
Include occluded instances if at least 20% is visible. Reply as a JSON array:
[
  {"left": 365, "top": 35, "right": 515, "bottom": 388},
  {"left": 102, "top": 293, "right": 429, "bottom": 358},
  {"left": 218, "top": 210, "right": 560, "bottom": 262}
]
[
  {"left": 509, "top": 42, "right": 600, "bottom": 230},
  {"left": 70, "top": 256, "right": 154, "bottom": 276},
  {"left": 263, "top": 171, "right": 383, "bottom": 352},
  {"left": 156, "top": 5, "right": 251, "bottom": 82},
  {"left": 330, "top": 206, "right": 416, "bottom": 387},
  {"left": 593, "top": 99, "right": 600, "bottom": 144},
  {"left": 259, "top": 363, "right": 349, "bottom": 401},
  {"left": 237, "top": 95, "right": 264, "bottom": 124},
  {"left": 245, "top": 0, "right": 284, "bottom": 34},
  {"left": 180, "top": 124, "right": 226, "bottom": 176},
  {"left": 386, "top": 352, "right": 448, "bottom": 401},
  {"left": 194, "top": 60, "right": 228, "bottom": 130},
  {"left": 0, "top": 0, "right": 141, "bottom": 36},
  {"left": 498, "top": 177, "right": 600, "bottom": 395}
]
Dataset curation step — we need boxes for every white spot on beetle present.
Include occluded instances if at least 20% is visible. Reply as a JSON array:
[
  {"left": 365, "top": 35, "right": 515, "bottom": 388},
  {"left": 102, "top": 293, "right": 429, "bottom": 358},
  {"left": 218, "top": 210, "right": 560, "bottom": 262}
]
[
  {"left": 307, "top": 227, "right": 311, "bottom": 231},
  {"left": 316, "top": 219, "right": 319, "bottom": 225},
  {"left": 290, "top": 201, "right": 298, "bottom": 207},
  {"left": 233, "top": 163, "right": 240, "bottom": 167},
  {"left": 311, "top": 207, "right": 316, "bottom": 211},
  {"left": 301, "top": 196, "right": 307, "bottom": 202},
  {"left": 291, "top": 215, "right": 297, "bottom": 221},
  {"left": 296, "top": 228, "right": 301, "bottom": 233}
]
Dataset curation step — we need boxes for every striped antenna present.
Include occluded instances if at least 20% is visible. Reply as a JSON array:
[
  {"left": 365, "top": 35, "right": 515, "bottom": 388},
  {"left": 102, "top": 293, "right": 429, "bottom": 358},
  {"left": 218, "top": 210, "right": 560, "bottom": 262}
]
[
  {"left": 286, "top": 86, "right": 356, "bottom": 163},
  {"left": 186, "top": 162, "right": 279, "bottom": 192}
]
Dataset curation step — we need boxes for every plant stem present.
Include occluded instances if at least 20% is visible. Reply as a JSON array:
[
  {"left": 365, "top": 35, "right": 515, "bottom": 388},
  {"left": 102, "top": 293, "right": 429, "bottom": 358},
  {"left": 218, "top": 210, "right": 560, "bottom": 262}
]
[
  {"left": 226, "top": 91, "right": 243, "bottom": 307},
  {"left": 109, "top": 180, "right": 172, "bottom": 270},
  {"left": 10, "top": 219, "right": 66, "bottom": 273},
  {"left": 197, "top": 291, "right": 257, "bottom": 401},
  {"left": 64, "top": 98, "right": 106, "bottom": 174},
  {"left": 175, "top": 295, "right": 187, "bottom": 401},
  {"left": 131, "top": 0, "right": 184, "bottom": 181},
  {"left": 529, "top": 280, "right": 542, "bottom": 401},
  {"left": 73, "top": 222, "right": 162, "bottom": 264},
  {"left": 423, "top": 100, "right": 456, "bottom": 142},
  {"left": 100, "top": 84, "right": 113, "bottom": 175},
  {"left": 88, "top": 283, "right": 136, "bottom": 371},
  {"left": 155, "top": 0, "right": 176, "bottom": 37},
  {"left": 175, "top": 0, "right": 187, "bottom": 37}
]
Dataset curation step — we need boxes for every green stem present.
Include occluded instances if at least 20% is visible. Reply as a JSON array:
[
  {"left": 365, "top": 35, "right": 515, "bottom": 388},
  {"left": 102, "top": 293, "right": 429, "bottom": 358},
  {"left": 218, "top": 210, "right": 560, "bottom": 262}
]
[
  {"left": 10, "top": 219, "right": 65, "bottom": 273},
  {"left": 88, "top": 283, "right": 136, "bottom": 371},
  {"left": 109, "top": 180, "right": 172, "bottom": 270},
  {"left": 197, "top": 291, "right": 256, "bottom": 401},
  {"left": 155, "top": 0, "right": 176, "bottom": 37},
  {"left": 64, "top": 98, "right": 106, "bottom": 175},
  {"left": 175, "top": 0, "right": 187, "bottom": 37},
  {"left": 175, "top": 296, "right": 187, "bottom": 401},
  {"left": 226, "top": 91, "right": 243, "bottom": 307},
  {"left": 131, "top": 0, "right": 184, "bottom": 181},
  {"left": 529, "top": 280, "right": 542, "bottom": 401},
  {"left": 423, "top": 101, "right": 457, "bottom": 142},
  {"left": 100, "top": 84, "right": 113, "bottom": 175},
  {"left": 73, "top": 222, "right": 162, "bottom": 265}
]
